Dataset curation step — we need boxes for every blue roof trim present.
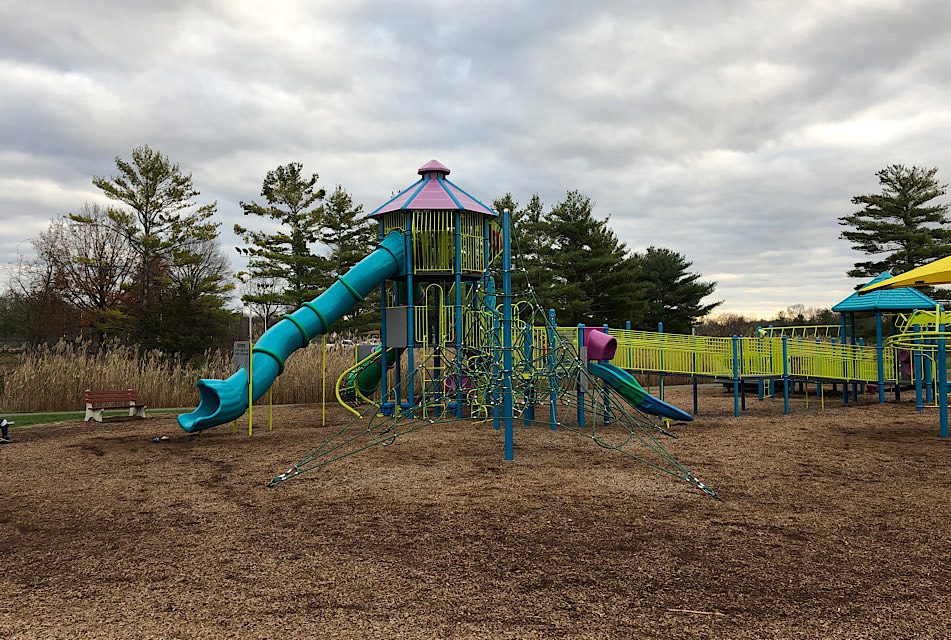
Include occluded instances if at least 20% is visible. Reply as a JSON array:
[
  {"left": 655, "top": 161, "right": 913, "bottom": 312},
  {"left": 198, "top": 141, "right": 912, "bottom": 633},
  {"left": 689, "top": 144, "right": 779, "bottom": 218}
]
[
  {"left": 368, "top": 178, "right": 423, "bottom": 216},
  {"left": 400, "top": 177, "right": 430, "bottom": 210},
  {"left": 444, "top": 178, "right": 498, "bottom": 216},
  {"left": 832, "top": 271, "right": 941, "bottom": 312},
  {"left": 436, "top": 177, "right": 464, "bottom": 210}
]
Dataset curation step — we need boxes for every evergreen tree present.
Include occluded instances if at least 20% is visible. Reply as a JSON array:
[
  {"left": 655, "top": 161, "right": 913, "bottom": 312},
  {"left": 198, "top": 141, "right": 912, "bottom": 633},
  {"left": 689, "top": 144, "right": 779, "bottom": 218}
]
[
  {"left": 235, "top": 162, "right": 329, "bottom": 309},
  {"left": 494, "top": 193, "right": 548, "bottom": 299},
  {"left": 321, "top": 185, "right": 375, "bottom": 276},
  {"left": 321, "top": 185, "right": 377, "bottom": 334},
  {"left": 633, "top": 247, "right": 720, "bottom": 333},
  {"left": 153, "top": 238, "right": 237, "bottom": 357},
  {"left": 537, "top": 191, "right": 643, "bottom": 326},
  {"left": 92, "top": 146, "right": 219, "bottom": 311},
  {"left": 839, "top": 165, "right": 951, "bottom": 283}
]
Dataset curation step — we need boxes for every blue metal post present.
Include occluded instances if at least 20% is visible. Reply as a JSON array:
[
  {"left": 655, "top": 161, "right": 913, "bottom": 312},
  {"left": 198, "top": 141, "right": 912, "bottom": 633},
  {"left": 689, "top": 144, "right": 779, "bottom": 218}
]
[
  {"left": 577, "top": 323, "right": 586, "bottom": 428},
  {"left": 453, "top": 209, "right": 463, "bottom": 417},
  {"left": 914, "top": 325, "right": 923, "bottom": 412},
  {"left": 692, "top": 350, "right": 699, "bottom": 416},
  {"left": 756, "top": 327, "right": 763, "bottom": 400},
  {"left": 602, "top": 323, "right": 611, "bottom": 425},
  {"left": 938, "top": 322, "right": 948, "bottom": 438},
  {"left": 404, "top": 210, "right": 415, "bottom": 417},
  {"left": 782, "top": 336, "right": 790, "bottom": 415},
  {"left": 840, "top": 314, "right": 848, "bottom": 405},
  {"left": 658, "top": 321, "right": 665, "bottom": 401},
  {"left": 731, "top": 336, "right": 739, "bottom": 417},
  {"left": 378, "top": 224, "right": 389, "bottom": 407},
  {"left": 501, "top": 208, "right": 514, "bottom": 460},
  {"left": 547, "top": 308, "right": 558, "bottom": 430},
  {"left": 875, "top": 311, "right": 885, "bottom": 404},
  {"left": 393, "top": 278, "right": 402, "bottom": 409},
  {"left": 625, "top": 320, "right": 631, "bottom": 331}
]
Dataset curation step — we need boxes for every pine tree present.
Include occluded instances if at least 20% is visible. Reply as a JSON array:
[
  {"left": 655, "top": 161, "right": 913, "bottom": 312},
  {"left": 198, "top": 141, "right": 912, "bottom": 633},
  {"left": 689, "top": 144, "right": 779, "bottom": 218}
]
[
  {"left": 91, "top": 145, "right": 220, "bottom": 346},
  {"left": 235, "top": 163, "right": 329, "bottom": 310},
  {"left": 321, "top": 185, "right": 374, "bottom": 276},
  {"left": 321, "top": 185, "right": 377, "bottom": 334},
  {"left": 633, "top": 247, "right": 720, "bottom": 333},
  {"left": 537, "top": 191, "right": 643, "bottom": 327},
  {"left": 493, "top": 193, "right": 551, "bottom": 310},
  {"left": 839, "top": 165, "right": 951, "bottom": 282}
]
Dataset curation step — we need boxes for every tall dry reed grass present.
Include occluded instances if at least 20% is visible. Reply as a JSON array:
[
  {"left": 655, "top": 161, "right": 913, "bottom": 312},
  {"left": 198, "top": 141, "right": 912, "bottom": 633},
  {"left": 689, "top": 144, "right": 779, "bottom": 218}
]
[{"left": 0, "top": 340, "right": 356, "bottom": 412}]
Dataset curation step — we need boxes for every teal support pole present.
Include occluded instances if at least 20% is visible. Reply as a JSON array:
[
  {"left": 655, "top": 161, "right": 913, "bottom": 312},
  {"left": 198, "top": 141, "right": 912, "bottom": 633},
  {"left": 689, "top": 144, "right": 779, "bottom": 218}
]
[
  {"left": 404, "top": 212, "right": 415, "bottom": 417},
  {"left": 782, "top": 335, "right": 790, "bottom": 415},
  {"left": 453, "top": 209, "right": 463, "bottom": 417},
  {"left": 875, "top": 311, "right": 885, "bottom": 404},
  {"left": 692, "top": 350, "right": 699, "bottom": 416},
  {"left": 577, "top": 323, "right": 586, "bottom": 428},
  {"left": 625, "top": 320, "right": 631, "bottom": 331},
  {"left": 602, "top": 323, "right": 611, "bottom": 426},
  {"left": 914, "top": 325, "right": 923, "bottom": 412},
  {"left": 938, "top": 322, "right": 948, "bottom": 438},
  {"left": 731, "top": 335, "right": 740, "bottom": 417},
  {"left": 378, "top": 225, "right": 389, "bottom": 406},
  {"left": 501, "top": 208, "right": 514, "bottom": 460},
  {"left": 658, "top": 321, "right": 665, "bottom": 401},
  {"left": 756, "top": 327, "right": 763, "bottom": 400},
  {"left": 393, "top": 279, "right": 402, "bottom": 409},
  {"left": 840, "top": 314, "right": 848, "bottom": 405},
  {"left": 547, "top": 308, "right": 558, "bottom": 430}
]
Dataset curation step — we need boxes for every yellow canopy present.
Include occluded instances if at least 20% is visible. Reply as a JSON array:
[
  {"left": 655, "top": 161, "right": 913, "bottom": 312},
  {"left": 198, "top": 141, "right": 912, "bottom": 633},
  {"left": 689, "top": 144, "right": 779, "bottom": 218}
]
[{"left": 860, "top": 256, "right": 951, "bottom": 293}]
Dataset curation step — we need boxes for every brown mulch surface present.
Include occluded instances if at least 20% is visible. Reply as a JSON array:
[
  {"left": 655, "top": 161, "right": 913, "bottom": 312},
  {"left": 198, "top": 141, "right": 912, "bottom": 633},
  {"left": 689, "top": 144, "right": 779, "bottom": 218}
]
[{"left": 1, "top": 386, "right": 950, "bottom": 639}]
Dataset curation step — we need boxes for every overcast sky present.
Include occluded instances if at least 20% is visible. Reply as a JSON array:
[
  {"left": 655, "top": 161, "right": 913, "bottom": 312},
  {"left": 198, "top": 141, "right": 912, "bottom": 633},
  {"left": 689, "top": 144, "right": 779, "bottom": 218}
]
[{"left": 2, "top": 0, "right": 950, "bottom": 317}]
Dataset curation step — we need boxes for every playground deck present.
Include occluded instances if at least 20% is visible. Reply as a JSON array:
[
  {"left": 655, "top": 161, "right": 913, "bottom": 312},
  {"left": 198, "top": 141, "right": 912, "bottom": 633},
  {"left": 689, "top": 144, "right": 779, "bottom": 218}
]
[{"left": 2, "top": 387, "right": 950, "bottom": 639}]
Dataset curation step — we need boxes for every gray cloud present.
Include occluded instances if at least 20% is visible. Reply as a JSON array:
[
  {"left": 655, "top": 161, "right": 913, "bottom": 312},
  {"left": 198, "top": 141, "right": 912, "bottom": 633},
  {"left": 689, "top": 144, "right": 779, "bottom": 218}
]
[{"left": 2, "top": 0, "right": 950, "bottom": 316}]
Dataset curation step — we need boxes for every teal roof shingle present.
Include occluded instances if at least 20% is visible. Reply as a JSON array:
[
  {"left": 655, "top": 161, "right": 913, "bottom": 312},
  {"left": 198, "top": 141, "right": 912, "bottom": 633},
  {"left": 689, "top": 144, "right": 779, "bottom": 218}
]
[{"left": 832, "top": 272, "right": 940, "bottom": 313}]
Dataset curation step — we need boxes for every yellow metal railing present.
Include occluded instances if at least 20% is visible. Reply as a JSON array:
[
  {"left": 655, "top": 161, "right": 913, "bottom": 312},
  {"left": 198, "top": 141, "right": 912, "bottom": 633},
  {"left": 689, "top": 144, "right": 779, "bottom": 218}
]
[{"left": 756, "top": 325, "right": 840, "bottom": 340}]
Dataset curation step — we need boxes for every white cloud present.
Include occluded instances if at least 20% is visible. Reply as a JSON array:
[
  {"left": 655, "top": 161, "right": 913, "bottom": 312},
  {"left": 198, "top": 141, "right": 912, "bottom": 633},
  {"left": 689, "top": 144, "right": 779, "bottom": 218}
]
[{"left": 1, "top": 0, "right": 950, "bottom": 318}]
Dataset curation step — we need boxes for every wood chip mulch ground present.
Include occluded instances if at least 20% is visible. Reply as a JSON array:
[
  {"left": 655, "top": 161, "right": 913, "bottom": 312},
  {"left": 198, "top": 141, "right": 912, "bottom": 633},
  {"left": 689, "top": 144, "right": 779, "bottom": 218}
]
[{"left": 1, "top": 386, "right": 950, "bottom": 639}]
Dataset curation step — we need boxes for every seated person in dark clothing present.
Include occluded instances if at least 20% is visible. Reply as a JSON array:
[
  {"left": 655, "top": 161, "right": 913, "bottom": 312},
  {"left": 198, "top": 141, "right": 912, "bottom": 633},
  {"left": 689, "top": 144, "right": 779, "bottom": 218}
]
[{"left": 0, "top": 417, "right": 10, "bottom": 444}]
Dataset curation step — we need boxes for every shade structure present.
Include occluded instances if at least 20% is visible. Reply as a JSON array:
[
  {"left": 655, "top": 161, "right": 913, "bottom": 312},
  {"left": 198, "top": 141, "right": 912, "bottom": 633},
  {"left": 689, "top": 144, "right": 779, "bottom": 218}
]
[
  {"left": 860, "top": 256, "right": 951, "bottom": 293},
  {"left": 833, "top": 272, "right": 939, "bottom": 313}
]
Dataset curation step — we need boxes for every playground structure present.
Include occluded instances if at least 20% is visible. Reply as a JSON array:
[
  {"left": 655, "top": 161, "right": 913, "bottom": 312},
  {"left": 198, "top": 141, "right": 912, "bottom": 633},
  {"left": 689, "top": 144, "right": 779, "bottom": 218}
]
[
  {"left": 177, "top": 160, "right": 949, "bottom": 497},
  {"left": 178, "top": 160, "right": 712, "bottom": 497}
]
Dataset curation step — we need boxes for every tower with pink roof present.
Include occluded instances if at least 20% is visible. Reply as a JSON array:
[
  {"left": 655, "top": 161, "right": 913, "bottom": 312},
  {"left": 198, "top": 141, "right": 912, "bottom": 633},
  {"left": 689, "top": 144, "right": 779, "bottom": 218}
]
[{"left": 367, "top": 160, "right": 514, "bottom": 456}]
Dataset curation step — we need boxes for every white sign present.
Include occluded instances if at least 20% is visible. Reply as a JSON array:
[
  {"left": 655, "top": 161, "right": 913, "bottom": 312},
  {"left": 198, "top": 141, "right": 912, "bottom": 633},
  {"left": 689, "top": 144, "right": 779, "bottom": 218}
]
[{"left": 232, "top": 341, "right": 251, "bottom": 370}]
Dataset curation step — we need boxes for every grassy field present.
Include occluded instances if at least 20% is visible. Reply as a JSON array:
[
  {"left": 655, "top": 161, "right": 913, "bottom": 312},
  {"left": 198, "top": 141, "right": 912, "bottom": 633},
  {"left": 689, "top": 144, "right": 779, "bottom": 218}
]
[{"left": 4, "top": 407, "right": 190, "bottom": 428}]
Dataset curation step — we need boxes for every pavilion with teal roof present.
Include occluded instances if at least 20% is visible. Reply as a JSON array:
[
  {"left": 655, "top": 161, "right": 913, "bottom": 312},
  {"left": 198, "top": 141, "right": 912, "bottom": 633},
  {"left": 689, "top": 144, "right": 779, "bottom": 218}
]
[{"left": 833, "top": 272, "right": 941, "bottom": 404}]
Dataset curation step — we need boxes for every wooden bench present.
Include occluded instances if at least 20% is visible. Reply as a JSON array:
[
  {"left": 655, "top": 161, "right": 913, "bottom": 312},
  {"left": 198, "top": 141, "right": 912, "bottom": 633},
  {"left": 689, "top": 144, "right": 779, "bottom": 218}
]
[{"left": 83, "top": 389, "right": 147, "bottom": 423}]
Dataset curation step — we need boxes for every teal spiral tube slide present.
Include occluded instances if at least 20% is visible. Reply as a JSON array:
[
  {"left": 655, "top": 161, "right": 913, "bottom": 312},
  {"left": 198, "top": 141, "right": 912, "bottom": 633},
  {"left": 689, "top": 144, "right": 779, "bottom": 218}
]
[{"left": 177, "top": 230, "right": 406, "bottom": 432}]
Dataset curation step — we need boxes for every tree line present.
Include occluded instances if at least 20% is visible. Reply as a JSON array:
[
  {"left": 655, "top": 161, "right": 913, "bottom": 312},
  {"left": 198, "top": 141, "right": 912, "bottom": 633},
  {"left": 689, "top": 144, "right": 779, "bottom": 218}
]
[{"left": 2, "top": 145, "right": 723, "bottom": 358}]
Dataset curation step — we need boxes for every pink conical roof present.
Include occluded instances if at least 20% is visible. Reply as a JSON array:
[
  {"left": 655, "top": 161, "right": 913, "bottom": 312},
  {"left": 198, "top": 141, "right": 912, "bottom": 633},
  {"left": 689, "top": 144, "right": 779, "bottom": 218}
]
[
  {"left": 369, "top": 160, "right": 497, "bottom": 217},
  {"left": 417, "top": 159, "right": 450, "bottom": 175}
]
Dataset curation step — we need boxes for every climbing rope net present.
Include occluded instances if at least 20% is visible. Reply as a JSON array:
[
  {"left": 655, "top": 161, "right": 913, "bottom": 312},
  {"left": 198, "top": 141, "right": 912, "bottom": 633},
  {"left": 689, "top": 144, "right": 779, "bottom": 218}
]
[{"left": 268, "top": 263, "right": 719, "bottom": 500}]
